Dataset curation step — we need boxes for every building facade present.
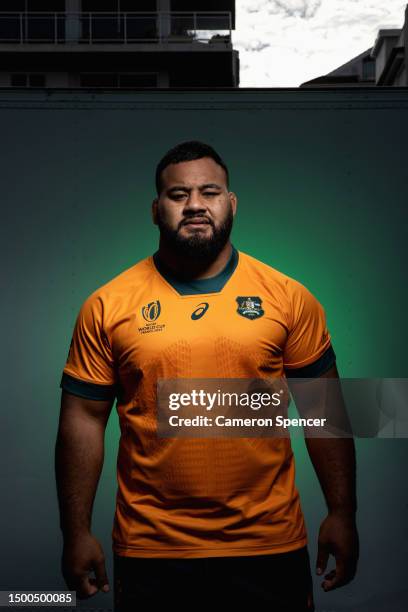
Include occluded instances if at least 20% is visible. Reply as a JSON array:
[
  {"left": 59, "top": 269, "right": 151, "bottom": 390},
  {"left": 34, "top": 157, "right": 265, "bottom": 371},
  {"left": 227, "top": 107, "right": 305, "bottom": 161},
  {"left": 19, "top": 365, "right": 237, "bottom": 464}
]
[
  {"left": 301, "top": 4, "right": 407, "bottom": 88},
  {"left": 371, "top": 22, "right": 407, "bottom": 86},
  {"left": 0, "top": 0, "right": 239, "bottom": 89}
]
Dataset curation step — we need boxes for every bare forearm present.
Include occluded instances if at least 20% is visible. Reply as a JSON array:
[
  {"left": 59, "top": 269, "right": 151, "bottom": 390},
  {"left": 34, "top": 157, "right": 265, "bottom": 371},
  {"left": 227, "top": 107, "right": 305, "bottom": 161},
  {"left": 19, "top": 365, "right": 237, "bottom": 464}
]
[
  {"left": 305, "top": 437, "right": 357, "bottom": 516},
  {"left": 55, "top": 418, "right": 105, "bottom": 540}
]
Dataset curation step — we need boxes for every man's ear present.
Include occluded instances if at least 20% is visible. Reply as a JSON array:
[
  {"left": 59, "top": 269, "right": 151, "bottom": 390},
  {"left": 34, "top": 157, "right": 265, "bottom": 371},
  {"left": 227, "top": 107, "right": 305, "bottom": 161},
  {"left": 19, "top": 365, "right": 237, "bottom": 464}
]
[
  {"left": 229, "top": 192, "right": 238, "bottom": 217},
  {"left": 152, "top": 198, "right": 158, "bottom": 225}
]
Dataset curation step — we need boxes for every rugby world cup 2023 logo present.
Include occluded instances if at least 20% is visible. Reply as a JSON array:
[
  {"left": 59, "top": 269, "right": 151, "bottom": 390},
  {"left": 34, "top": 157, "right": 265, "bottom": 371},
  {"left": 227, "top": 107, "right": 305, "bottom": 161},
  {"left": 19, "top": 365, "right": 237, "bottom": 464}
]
[
  {"left": 142, "top": 300, "right": 161, "bottom": 322},
  {"left": 139, "top": 300, "right": 165, "bottom": 334}
]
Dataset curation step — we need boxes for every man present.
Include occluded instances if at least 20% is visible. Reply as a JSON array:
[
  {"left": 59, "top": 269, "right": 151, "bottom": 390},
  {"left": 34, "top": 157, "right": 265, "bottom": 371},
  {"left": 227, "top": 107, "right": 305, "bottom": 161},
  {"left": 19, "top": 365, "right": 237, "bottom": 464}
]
[{"left": 56, "top": 141, "right": 359, "bottom": 611}]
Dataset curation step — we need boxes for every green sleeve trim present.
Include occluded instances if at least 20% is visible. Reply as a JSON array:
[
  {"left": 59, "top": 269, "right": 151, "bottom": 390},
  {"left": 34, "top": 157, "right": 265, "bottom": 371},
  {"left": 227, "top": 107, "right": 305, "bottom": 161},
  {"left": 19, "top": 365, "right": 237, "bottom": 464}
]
[
  {"left": 60, "top": 372, "right": 117, "bottom": 401},
  {"left": 284, "top": 345, "right": 336, "bottom": 378}
]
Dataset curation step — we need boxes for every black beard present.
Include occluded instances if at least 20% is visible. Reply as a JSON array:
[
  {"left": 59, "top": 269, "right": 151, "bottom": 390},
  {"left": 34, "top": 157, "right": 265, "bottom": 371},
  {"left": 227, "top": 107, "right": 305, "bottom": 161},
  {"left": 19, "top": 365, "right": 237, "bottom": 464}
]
[{"left": 157, "top": 206, "right": 234, "bottom": 261}]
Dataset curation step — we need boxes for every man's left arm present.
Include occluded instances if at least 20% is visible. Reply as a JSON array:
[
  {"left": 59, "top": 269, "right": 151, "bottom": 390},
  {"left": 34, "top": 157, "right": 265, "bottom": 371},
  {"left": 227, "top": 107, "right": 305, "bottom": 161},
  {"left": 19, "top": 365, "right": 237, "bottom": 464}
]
[
  {"left": 283, "top": 279, "right": 359, "bottom": 591},
  {"left": 302, "top": 363, "right": 359, "bottom": 592}
]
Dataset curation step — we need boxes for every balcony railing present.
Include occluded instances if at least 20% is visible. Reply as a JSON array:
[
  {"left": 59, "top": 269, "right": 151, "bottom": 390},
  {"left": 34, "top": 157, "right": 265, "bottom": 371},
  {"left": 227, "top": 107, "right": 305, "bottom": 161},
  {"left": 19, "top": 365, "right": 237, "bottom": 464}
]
[{"left": 0, "top": 11, "right": 232, "bottom": 45}]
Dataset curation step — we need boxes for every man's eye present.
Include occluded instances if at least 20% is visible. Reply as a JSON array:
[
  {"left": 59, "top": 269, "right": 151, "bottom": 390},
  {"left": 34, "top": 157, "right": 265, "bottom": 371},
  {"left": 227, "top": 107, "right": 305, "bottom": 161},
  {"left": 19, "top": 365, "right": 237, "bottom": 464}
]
[
  {"left": 203, "top": 192, "right": 219, "bottom": 197},
  {"left": 171, "top": 193, "right": 187, "bottom": 200}
]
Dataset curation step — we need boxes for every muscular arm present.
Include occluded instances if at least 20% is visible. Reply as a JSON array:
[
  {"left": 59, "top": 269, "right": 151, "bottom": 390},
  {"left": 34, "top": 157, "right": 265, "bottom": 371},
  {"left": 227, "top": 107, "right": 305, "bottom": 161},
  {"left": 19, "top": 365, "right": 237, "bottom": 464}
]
[
  {"left": 55, "top": 391, "right": 114, "bottom": 598},
  {"left": 304, "top": 364, "right": 357, "bottom": 517},
  {"left": 291, "top": 363, "right": 359, "bottom": 592}
]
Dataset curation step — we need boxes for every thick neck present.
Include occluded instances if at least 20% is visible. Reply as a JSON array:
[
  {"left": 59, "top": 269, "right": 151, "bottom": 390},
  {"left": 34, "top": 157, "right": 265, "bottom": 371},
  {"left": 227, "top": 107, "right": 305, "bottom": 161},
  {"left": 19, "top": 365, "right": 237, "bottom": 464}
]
[
  {"left": 155, "top": 240, "right": 233, "bottom": 281},
  {"left": 153, "top": 244, "right": 239, "bottom": 296}
]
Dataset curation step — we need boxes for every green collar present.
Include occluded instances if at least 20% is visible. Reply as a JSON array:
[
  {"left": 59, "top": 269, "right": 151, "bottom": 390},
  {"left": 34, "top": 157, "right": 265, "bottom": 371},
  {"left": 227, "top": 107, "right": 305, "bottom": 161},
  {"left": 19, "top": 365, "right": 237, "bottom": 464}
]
[{"left": 153, "top": 245, "right": 239, "bottom": 295}]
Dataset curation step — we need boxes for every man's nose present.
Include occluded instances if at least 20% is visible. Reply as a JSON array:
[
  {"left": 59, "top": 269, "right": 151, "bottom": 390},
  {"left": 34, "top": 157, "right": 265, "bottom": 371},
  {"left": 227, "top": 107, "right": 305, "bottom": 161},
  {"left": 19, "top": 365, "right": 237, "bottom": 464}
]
[{"left": 184, "top": 192, "right": 206, "bottom": 212}]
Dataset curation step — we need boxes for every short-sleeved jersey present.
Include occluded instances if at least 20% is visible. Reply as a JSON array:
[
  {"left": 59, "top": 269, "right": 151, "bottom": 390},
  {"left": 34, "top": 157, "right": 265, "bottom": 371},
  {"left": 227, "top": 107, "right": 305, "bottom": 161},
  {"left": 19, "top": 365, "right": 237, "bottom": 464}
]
[{"left": 60, "top": 247, "right": 335, "bottom": 559}]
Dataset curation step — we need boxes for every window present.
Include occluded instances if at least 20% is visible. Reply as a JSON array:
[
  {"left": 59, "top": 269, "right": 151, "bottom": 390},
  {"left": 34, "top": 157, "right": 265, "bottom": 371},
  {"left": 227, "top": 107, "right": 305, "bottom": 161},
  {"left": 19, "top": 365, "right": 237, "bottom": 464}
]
[
  {"left": 120, "top": 0, "right": 156, "bottom": 9},
  {"left": 11, "top": 73, "right": 46, "bottom": 87},
  {"left": 29, "top": 74, "right": 46, "bottom": 87},
  {"left": 1, "top": 1, "right": 65, "bottom": 12},
  {"left": 11, "top": 74, "right": 27, "bottom": 87},
  {"left": 0, "top": 2, "right": 65, "bottom": 42},
  {"left": 82, "top": 1, "right": 156, "bottom": 10},
  {"left": 1, "top": 1, "right": 25, "bottom": 9},
  {"left": 80, "top": 73, "right": 117, "bottom": 88},
  {"left": 79, "top": 72, "right": 157, "bottom": 88},
  {"left": 26, "top": 1, "right": 65, "bottom": 10},
  {"left": 119, "top": 73, "right": 157, "bottom": 87},
  {"left": 362, "top": 59, "right": 375, "bottom": 80}
]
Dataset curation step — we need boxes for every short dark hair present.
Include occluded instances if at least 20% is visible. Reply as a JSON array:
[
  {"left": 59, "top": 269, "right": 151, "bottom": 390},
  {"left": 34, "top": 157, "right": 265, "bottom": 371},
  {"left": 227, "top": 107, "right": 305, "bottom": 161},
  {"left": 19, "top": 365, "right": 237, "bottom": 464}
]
[{"left": 155, "top": 140, "right": 229, "bottom": 196}]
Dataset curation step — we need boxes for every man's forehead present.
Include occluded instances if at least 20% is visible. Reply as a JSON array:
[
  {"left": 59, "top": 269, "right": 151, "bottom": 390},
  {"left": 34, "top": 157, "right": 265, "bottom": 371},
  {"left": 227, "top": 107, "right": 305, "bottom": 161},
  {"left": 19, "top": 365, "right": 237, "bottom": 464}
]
[{"left": 161, "top": 158, "right": 226, "bottom": 187}]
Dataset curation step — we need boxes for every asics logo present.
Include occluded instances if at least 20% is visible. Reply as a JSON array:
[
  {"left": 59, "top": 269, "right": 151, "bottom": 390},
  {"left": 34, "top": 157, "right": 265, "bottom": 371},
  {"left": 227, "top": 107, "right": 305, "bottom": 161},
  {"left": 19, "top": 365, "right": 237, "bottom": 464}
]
[{"left": 191, "top": 302, "right": 209, "bottom": 320}]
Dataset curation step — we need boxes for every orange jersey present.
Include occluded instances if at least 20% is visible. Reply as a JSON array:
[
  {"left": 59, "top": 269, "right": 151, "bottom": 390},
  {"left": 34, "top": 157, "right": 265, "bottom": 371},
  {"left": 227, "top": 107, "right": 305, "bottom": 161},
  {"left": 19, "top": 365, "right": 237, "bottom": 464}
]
[{"left": 60, "top": 247, "right": 334, "bottom": 558}]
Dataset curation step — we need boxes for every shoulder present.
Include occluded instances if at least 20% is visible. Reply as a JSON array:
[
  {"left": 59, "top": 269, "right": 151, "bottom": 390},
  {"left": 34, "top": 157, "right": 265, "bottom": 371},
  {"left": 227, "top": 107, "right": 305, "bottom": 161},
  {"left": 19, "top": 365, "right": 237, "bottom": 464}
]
[
  {"left": 88, "top": 255, "right": 152, "bottom": 298},
  {"left": 78, "top": 255, "right": 153, "bottom": 315},
  {"left": 237, "top": 250, "right": 326, "bottom": 328},
  {"left": 237, "top": 250, "right": 314, "bottom": 299}
]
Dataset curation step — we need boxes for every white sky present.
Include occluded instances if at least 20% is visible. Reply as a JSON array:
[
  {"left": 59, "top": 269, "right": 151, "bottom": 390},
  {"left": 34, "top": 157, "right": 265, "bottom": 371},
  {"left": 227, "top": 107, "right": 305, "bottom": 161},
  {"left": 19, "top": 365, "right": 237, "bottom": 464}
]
[{"left": 231, "top": 0, "right": 407, "bottom": 86}]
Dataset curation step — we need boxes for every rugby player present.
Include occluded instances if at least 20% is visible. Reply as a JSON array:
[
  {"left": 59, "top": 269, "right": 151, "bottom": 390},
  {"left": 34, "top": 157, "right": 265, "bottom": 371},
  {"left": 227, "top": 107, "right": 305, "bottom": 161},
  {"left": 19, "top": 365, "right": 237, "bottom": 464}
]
[{"left": 56, "top": 141, "right": 359, "bottom": 611}]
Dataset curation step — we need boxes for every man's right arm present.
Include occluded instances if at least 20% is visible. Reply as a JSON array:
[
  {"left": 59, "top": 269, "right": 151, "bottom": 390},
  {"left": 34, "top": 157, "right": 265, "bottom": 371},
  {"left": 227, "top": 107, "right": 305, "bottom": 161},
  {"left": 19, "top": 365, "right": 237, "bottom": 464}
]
[{"left": 55, "top": 390, "right": 114, "bottom": 599}]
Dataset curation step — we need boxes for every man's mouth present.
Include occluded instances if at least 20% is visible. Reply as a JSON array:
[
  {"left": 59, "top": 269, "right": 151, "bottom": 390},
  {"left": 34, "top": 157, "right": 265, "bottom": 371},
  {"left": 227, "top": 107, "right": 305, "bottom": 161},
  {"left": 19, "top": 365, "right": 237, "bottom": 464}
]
[{"left": 181, "top": 218, "right": 211, "bottom": 226}]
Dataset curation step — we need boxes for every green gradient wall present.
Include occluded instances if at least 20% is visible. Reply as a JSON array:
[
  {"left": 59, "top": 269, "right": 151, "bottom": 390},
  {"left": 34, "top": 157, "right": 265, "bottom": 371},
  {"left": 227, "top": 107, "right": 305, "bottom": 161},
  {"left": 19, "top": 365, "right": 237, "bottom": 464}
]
[{"left": 1, "top": 89, "right": 407, "bottom": 610}]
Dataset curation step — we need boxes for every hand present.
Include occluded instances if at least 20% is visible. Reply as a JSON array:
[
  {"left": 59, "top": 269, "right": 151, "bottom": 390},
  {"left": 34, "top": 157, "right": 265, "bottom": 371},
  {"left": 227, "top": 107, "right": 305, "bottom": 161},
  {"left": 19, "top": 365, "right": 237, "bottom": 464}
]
[
  {"left": 316, "top": 512, "right": 359, "bottom": 592},
  {"left": 62, "top": 532, "right": 110, "bottom": 599}
]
